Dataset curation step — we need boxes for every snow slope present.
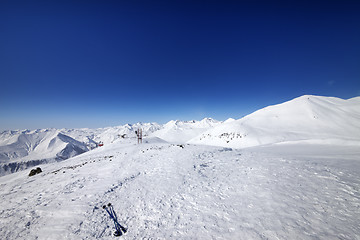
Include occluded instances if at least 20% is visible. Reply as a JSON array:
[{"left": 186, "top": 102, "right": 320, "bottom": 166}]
[
  {"left": 1, "top": 95, "right": 359, "bottom": 177},
  {"left": 0, "top": 129, "right": 88, "bottom": 176},
  {"left": 61, "top": 122, "right": 161, "bottom": 146},
  {"left": 189, "top": 95, "right": 360, "bottom": 148},
  {"left": 150, "top": 118, "right": 221, "bottom": 143},
  {"left": 0, "top": 129, "right": 88, "bottom": 162},
  {"left": 0, "top": 139, "right": 359, "bottom": 239},
  {"left": 0, "top": 123, "right": 161, "bottom": 176}
]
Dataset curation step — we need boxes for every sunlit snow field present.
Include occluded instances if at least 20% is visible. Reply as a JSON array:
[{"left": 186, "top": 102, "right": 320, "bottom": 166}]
[
  {"left": 1, "top": 95, "right": 359, "bottom": 239},
  {"left": 1, "top": 139, "right": 359, "bottom": 239}
]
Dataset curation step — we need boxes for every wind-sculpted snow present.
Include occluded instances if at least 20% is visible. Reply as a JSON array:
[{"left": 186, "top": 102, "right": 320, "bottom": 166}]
[
  {"left": 189, "top": 95, "right": 360, "bottom": 148},
  {"left": 0, "top": 141, "right": 359, "bottom": 239}
]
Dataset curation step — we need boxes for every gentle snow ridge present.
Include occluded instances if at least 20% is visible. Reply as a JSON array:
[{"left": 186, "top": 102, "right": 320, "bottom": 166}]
[
  {"left": 188, "top": 95, "right": 360, "bottom": 148},
  {"left": 1, "top": 95, "right": 359, "bottom": 176},
  {"left": 149, "top": 118, "right": 221, "bottom": 143}
]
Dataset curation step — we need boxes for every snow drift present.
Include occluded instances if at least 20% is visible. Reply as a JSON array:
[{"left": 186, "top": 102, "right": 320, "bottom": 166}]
[{"left": 188, "top": 95, "right": 360, "bottom": 148}]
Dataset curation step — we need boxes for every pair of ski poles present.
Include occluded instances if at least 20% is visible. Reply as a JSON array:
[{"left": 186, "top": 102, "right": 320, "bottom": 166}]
[{"left": 103, "top": 203, "right": 127, "bottom": 237}]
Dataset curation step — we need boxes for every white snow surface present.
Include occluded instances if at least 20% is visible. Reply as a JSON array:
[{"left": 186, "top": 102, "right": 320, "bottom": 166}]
[
  {"left": 0, "top": 123, "right": 161, "bottom": 176},
  {"left": 189, "top": 95, "right": 360, "bottom": 148},
  {"left": 0, "top": 129, "right": 88, "bottom": 176},
  {"left": 1, "top": 95, "right": 360, "bottom": 239},
  {"left": 149, "top": 118, "right": 221, "bottom": 143},
  {"left": 1, "top": 95, "right": 360, "bottom": 177},
  {"left": 61, "top": 122, "right": 162, "bottom": 146},
  {"left": 0, "top": 139, "right": 359, "bottom": 239}
]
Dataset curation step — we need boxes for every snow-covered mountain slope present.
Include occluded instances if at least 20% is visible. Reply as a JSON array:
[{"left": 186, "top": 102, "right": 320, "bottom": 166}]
[
  {"left": 0, "top": 139, "right": 359, "bottom": 239},
  {"left": 189, "top": 95, "right": 360, "bottom": 148},
  {"left": 1, "top": 95, "right": 359, "bottom": 176},
  {"left": 0, "top": 123, "right": 162, "bottom": 176},
  {"left": 62, "top": 122, "right": 161, "bottom": 146},
  {"left": 0, "top": 129, "right": 88, "bottom": 176},
  {"left": 94, "top": 122, "right": 162, "bottom": 145},
  {"left": 150, "top": 118, "right": 221, "bottom": 143}
]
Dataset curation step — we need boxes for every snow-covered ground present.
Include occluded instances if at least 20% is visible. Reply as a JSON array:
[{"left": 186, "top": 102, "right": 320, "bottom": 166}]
[
  {"left": 1, "top": 95, "right": 359, "bottom": 239},
  {"left": 0, "top": 139, "right": 359, "bottom": 239},
  {"left": 0, "top": 123, "right": 162, "bottom": 176},
  {"left": 2, "top": 95, "right": 359, "bottom": 177},
  {"left": 0, "top": 118, "right": 222, "bottom": 176}
]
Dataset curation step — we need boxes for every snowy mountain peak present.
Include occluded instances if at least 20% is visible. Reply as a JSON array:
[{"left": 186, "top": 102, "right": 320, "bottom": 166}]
[
  {"left": 150, "top": 118, "right": 222, "bottom": 143},
  {"left": 0, "top": 129, "right": 88, "bottom": 176},
  {"left": 189, "top": 95, "right": 360, "bottom": 148},
  {"left": 200, "top": 117, "right": 217, "bottom": 123},
  {"left": 1, "top": 95, "right": 359, "bottom": 239},
  {"left": 1, "top": 94, "right": 359, "bottom": 177}
]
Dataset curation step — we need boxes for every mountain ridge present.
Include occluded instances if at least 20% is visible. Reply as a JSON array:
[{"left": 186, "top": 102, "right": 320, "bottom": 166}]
[
  {"left": 188, "top": 95, "right": 360, "bottom": 148},
  {"left": 1, "top": 95, "right": 359, "bottom": 176}
]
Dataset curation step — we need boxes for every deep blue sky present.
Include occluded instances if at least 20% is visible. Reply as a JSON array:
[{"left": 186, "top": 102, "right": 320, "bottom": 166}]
[{"left": 1, "top": 0, "right": 359, "bottom": 130}]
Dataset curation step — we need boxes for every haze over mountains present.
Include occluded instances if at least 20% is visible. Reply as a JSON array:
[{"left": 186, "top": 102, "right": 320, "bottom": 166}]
[{"left": 1, "top": 95, "right": 359, "bottom": 176}]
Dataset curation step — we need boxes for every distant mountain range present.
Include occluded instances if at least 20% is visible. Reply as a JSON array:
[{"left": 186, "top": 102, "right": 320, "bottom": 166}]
[{"left": 1, "top": 95, "right": 359, "bottom": 176}]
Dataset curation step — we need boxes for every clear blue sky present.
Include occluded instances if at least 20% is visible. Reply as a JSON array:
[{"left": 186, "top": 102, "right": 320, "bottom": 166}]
[{"left": 1, "top": 0, "right": 359, "bottom": 130}]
